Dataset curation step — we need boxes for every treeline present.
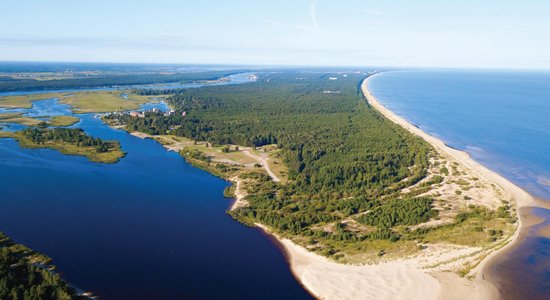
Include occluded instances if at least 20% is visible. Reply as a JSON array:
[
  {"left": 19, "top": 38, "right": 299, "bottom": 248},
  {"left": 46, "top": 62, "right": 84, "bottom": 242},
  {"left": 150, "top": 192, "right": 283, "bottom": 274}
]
[
  {"left": 0, "top": 232, "right": 87, "bottom": 300},
  {"left": 0, "top": 70, "right": 246, "bottom": 92},
  {"left": 357, "top": 197, "right": 436, "bottom": 228},
  {"left": 22, "top": 128, "right": 114, "bottom": 153},
  {"left": 108, "top": 71, "right": 435, "bottom": 246},
  {"left": 114, "top": 72, "right": 430, "bottom": 196}
]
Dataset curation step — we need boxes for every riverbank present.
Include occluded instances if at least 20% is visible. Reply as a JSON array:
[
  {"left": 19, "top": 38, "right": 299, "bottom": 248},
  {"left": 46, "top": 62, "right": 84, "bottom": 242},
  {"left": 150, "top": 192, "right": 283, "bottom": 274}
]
[{"left": 128, "top": 131, "right": 282, "bottom": 212}]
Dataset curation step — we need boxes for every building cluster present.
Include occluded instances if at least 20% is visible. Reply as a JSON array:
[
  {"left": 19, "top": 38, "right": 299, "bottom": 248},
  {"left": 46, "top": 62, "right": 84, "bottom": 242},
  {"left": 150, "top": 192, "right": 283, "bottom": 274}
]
[
  {"left": 164, "top": 109, "right": 176, "bottom": 117},
  {"left": 126, "top": 108, "right": 183, "bottom": 118}
]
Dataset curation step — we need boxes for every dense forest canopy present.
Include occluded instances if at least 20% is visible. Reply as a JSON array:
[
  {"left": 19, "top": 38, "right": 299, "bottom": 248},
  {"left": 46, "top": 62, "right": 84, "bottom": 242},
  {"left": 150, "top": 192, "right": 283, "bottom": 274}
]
[
  {"left": 107, "top": 71, "right": 435, "bottom": 245},
  {"left": 118, "top": 72, "right": 430, "bottom": 197}
]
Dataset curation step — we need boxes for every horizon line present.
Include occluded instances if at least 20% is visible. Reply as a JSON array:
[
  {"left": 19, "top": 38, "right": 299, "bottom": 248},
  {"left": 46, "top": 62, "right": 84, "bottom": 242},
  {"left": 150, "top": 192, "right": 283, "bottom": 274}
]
[{"left": 0, "top": 59, "right": 549, "bottom": 72}]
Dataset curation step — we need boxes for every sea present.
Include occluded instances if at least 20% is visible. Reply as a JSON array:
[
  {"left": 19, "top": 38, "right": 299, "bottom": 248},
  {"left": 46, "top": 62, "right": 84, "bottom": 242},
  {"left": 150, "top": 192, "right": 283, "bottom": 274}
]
[{"left": 368, "top": 69, "right": 550, "bottom": 299}]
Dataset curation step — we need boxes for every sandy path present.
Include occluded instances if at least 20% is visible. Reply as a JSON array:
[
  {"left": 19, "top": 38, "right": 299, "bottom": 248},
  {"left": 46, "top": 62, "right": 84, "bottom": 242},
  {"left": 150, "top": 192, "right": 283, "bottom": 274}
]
[
  {"left": 229, "top": 176, "right": 248, "bottom": 211},
  {"left": 242, "top": 150, "right": 281, "bottom": 182}
]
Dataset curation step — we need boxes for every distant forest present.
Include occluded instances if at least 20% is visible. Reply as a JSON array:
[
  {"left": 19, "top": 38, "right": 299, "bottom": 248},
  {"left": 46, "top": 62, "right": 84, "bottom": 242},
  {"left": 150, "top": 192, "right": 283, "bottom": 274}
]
[{"left": 0, "top": 70, "right": 246, "bottom": 92}]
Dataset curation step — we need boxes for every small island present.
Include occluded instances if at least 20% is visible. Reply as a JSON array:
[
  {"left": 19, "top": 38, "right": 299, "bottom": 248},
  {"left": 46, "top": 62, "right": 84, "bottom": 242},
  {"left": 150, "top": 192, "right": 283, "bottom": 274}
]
[
  {"left": 0, "top": 127, "right": 125, "bottom": 163},
  {"left": 48, "top": 115, "right": 80, "bottom": 127}
]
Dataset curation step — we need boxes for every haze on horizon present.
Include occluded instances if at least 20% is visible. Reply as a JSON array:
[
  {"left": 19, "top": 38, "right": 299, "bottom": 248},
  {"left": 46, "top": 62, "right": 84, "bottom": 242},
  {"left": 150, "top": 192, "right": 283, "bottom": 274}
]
[{"left": 1, "top": 0, "right": 549, "bottom": 69}]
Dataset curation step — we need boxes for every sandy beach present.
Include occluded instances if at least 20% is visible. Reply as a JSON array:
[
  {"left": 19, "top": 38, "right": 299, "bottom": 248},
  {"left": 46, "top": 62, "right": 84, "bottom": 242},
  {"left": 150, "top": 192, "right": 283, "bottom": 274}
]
[{"left": 244, "top": 75, "right": 538, "bottom": 300}]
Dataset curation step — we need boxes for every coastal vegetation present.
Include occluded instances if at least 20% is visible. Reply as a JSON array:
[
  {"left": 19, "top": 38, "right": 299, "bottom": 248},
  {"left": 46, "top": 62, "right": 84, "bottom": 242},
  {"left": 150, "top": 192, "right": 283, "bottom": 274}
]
[
  {"left": 0, "top": 232, "right": 87, "bottom": 300},
  {"left": 1, "top": 127, "right": 124, "bottom": 163}
]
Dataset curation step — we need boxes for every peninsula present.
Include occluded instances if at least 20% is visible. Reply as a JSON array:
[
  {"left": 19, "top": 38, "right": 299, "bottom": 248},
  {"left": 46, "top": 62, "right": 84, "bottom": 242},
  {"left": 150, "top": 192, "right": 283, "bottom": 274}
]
[{"left": 107, "top": 71, "right": 523, "bottom": 299}]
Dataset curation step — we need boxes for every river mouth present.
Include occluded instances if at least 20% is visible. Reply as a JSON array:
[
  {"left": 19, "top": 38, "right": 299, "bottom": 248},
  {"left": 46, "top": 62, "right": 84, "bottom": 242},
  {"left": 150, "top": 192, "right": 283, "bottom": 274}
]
[{"left": 486, "top": 206, "right": 550, "bottom": 299}]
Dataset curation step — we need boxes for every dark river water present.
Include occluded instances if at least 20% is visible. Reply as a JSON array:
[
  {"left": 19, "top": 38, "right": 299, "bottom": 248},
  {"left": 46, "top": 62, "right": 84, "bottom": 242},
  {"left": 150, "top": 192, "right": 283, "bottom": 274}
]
[{"left": 0, "top": 80, "right": 312, "bottom": 299}]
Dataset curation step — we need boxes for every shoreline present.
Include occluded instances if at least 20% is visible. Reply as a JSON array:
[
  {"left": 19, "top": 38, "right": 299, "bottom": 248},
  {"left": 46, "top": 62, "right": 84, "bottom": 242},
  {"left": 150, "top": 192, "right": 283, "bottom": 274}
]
[
  {"left": 361, "top": 74, "right": 537, "bottom": 298},
  {"left": 248, "top": 75, "right": 539, "bottom": 300}
]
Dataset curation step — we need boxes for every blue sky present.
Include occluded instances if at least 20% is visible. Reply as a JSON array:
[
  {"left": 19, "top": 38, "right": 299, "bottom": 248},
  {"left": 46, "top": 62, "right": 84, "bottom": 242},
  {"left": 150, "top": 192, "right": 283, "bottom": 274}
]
[{"left": 1, "top": 0, "right": 549, "bottom": 68}]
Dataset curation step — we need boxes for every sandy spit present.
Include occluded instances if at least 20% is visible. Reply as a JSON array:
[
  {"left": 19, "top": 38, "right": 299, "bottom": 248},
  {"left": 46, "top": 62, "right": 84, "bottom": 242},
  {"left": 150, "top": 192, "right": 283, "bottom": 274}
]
[{"left": 249, "top": 75, "right": 537, "bottom": 300}]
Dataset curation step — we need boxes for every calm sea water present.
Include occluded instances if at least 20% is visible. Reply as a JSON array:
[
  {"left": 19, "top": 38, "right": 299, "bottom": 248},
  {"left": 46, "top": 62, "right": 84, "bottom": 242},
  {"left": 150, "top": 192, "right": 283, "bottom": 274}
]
[
  {"left": 369, "top": 70, "right": 550, "bottom": 299},
  {"left": 0, "top": 91, "right": 311, "bottom": 299}
]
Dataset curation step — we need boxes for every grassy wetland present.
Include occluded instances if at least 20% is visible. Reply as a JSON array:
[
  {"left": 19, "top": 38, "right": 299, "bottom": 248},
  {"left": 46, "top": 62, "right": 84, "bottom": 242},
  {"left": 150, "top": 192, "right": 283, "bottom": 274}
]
[{"left": 0, "top": 90, "right": 160, "bottom": 113}]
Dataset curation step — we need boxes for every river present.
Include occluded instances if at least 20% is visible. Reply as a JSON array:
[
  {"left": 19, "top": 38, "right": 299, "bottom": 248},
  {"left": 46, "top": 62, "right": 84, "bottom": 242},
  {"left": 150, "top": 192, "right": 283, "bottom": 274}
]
[{"left": 0, "top": 74, "right": 312, "bottom": 299}]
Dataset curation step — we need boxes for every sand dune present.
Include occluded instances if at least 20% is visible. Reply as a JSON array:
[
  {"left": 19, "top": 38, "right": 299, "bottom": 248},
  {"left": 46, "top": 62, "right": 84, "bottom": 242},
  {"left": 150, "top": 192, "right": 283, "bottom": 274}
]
[{"left": 249, "top": 75, "right": 537, "bottom": 300}]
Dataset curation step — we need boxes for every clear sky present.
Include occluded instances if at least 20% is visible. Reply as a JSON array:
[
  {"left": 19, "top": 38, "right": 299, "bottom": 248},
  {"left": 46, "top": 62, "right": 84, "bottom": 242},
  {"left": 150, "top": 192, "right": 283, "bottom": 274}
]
[{"left": 1, "top": 0, "right": 549, "bottom": 69}]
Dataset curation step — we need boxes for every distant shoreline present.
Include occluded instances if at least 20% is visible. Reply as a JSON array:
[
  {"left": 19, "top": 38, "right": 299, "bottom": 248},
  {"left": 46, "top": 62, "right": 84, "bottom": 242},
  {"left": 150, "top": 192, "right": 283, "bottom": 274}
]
[{"left": 363, "top": 73, "right": 538, "bottom": 299}]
